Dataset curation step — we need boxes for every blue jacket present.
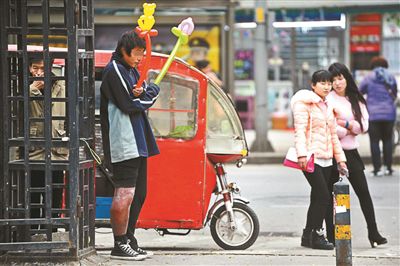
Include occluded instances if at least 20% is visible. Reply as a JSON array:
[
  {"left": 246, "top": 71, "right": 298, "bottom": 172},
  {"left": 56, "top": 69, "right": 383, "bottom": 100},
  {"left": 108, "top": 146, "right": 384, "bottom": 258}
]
[
  {"left": 100, "top": 52, "right": 160, "bottom": 165},
  {"left": 359, "top": 67, "right": 397, "bottom": 121}
]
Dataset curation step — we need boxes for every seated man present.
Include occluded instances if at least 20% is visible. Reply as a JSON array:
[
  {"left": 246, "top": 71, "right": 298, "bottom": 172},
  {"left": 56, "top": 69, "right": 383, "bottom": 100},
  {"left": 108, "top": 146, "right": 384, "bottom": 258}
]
[{"left": 28, "top": 58, "right": 68, "bottom": 229}]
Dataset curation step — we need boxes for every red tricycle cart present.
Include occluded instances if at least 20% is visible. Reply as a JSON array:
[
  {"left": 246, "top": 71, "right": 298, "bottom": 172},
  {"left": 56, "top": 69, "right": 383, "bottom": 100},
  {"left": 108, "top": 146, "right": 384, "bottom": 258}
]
[{"left": 94, "top": 51, "right": 259, "bottom": 250}]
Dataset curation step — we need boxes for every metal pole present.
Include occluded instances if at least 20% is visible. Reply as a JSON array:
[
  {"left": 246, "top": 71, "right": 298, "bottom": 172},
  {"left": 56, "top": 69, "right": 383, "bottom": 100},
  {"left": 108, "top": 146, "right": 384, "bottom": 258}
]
[
  {"left": 290, "top": 28, "right": 298, "bottom": 93},
  {"left": 20, "top": 0, "right": 32, "bottom": 242},
  {"left": 0, "top": 0, "right": 7, "bottom": 248},
  {"left": 225, "top": 0, "right": 236, "bottom": 98},
  {"left": 334, "top": 176, "right": 352, "bottom": 266},
  {"left": 66, "top": 0, "right": 79, "bottom": 257},
  {"left": 344, "top": 13, "right": 351, "bottom": 69},
  {"left": 251, "top": 0, "right": 273, "bottom": 152}
]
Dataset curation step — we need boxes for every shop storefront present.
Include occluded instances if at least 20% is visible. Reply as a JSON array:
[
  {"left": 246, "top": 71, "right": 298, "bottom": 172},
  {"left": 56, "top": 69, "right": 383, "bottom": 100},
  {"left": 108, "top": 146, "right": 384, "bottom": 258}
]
[{"left": 349, "top": 12, "right": 400, "bottom": 84}]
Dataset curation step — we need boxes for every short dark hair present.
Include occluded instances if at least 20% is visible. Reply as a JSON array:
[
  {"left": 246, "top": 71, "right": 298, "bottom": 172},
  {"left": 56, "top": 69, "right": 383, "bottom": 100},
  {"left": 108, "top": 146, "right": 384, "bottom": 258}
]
[
  {"left": 29, "top": 58, "right": 43, "bottom": 66},
  {"left": 115, "top": 30, "right": 146, "bottom": 57},
  {"left": 311, "top": 70, "right": 332, "bottom": 85},
  {"left": 29, "top": 58, "right": 54, "bottom": 67},
  {"left": 370, "top": 56, "right": 388, "bottom": 69}
]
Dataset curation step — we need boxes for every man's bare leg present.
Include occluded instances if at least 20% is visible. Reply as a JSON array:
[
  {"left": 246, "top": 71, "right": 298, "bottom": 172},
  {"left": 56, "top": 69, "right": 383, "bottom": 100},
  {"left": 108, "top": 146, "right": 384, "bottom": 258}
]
[
  {"left": 110, "top": 187, "right": 146, "bottom": 260},
  {"left": 110, "top": 187, "right": 135, "bottom": 236}
]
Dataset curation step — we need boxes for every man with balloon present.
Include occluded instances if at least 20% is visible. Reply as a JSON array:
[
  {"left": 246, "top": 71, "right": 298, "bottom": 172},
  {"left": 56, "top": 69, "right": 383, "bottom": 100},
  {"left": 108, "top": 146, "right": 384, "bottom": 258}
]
[{"left": 99, "top": 3, "right": 194, "bottom": 261}]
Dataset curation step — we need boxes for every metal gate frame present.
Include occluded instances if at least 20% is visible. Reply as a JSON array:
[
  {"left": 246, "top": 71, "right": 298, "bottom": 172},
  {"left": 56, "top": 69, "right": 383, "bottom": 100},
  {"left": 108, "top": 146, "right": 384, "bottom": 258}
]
[{"left": 0, "top": 0, "right": 96, "bottom": 262}]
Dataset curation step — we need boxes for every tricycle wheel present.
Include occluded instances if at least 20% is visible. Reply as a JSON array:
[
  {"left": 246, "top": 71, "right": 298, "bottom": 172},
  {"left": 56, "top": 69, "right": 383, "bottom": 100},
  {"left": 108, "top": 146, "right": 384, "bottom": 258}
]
[{"left": 210, "top": 202, "right": 259, "bottom": 250}]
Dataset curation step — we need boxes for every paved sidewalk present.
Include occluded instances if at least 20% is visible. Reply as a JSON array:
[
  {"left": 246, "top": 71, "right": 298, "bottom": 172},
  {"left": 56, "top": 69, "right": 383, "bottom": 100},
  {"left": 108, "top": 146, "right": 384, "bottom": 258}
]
[
  {"left": 92, "top": 163, "right": 399, "bottom": 265},
  {"left": 94, "top": 228, "right": 399, "bottom": 265},
  {"left": 245, "top": 129, "right": 400, "bottom": 164},
  {"left": 87, "top": 131, "right": 400, "bottom": 265}
]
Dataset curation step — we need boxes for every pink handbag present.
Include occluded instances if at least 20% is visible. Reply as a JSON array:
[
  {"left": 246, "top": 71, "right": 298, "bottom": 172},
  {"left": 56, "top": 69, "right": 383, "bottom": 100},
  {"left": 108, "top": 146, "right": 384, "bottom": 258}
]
[
  {"left": 283, "top": 147, "right": 315, "bottom": 173},
  {"left": 283, "top": 113, "right": 315, "bottom": 173}
]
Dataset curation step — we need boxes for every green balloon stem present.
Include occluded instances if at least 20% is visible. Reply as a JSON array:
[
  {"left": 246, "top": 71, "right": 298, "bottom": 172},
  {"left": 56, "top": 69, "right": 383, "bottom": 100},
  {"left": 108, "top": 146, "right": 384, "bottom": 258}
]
[{"left": 154, "top": 37, "right": 182, "bottom": 85}]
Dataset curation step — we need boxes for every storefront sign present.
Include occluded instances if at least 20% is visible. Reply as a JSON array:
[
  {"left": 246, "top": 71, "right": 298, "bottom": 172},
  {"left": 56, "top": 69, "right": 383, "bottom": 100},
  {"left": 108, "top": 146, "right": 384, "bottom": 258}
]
[{"left": 350, "top": 14, "right": 381, "bottom": 53}]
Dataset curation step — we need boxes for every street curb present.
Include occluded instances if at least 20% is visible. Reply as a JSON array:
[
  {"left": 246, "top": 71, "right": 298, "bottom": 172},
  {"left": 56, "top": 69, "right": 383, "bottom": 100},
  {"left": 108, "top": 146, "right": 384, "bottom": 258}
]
[
  {"left": 246, "top": 153, "right": 400, "bottom": 165},
  {"left": 95, "top": 249, "right": 400, "bottom": 259}
]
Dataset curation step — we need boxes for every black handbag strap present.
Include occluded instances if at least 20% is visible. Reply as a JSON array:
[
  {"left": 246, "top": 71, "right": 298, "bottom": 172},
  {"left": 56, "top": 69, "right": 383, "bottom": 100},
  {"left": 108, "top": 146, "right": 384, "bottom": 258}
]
[{"left": 384, "top": 83, "right": 397, "bottom": 101}]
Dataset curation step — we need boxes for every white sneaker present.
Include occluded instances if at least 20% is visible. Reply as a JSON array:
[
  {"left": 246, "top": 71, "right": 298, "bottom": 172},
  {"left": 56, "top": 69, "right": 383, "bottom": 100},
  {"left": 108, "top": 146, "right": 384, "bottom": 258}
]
[
  {"left": 384, "top": 166, "right": 394, "bottom": 176},
  {"left": 372, "top": 170, "right": 384, "bottom": 177},
  {"left": 133, "top": 247, "right": 153, "bottom": 258}
]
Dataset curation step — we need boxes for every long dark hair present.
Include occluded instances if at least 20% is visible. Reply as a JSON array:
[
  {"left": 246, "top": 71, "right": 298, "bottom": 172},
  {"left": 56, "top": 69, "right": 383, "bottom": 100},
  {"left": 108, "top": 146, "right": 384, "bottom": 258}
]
[{"left": 328, "top": 62, "right": 366, "bottom": 131}]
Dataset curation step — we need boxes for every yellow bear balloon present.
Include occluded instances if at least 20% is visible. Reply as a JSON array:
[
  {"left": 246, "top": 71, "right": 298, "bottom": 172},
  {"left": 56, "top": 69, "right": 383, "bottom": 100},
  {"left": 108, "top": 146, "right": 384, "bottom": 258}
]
[{"left": 137, "top": 3, "right": 156, "bottom": 31}]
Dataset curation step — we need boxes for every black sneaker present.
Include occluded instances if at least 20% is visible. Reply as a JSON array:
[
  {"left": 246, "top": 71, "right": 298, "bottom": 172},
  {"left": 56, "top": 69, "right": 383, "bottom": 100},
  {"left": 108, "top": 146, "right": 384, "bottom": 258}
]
[
  {"left": 311, "top": 229, "right": 334, "bottom": 250},
  {"left": 128, "top": 239, "right": 153, "bottom": 258},
  {"left": 110, "top": 241, "right": 147, "bottom": 261}
]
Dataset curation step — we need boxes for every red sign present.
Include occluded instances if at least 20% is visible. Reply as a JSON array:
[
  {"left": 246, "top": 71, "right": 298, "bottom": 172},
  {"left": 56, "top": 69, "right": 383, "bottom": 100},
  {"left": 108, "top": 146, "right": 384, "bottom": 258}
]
[
  {"left": 352, "top": 13, "right": 381, "bottom": 22},
  {"left": 350, "top": 14, "right": 381, "bottom": 53},
  {"left": 350, "top": 25, "right": 381, "bottom": 52}
]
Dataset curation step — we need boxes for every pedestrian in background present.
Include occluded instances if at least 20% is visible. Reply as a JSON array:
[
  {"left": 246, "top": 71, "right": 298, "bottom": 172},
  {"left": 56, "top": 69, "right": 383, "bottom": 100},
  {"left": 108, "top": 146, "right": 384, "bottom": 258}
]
[
  {"left": 290, "top": 70, "right": 347, "bottom": 250},
  {"left": 328, "top": 62, "right": 387, "bottom": 248},
  {"left": 100, "top": 30, "right": 160, "bottom": 261},
  {"left": 359, "top": 56, "right": 398, "bottom": 177},
  {"left": 195, "top": 59, "right": 223, "bottom": 88}
]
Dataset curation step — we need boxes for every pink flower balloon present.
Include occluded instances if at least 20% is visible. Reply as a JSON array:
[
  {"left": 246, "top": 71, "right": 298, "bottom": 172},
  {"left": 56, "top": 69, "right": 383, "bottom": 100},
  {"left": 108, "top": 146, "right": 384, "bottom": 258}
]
[{"left": 178, "top": 17, "right": 194, "bottom": 35}]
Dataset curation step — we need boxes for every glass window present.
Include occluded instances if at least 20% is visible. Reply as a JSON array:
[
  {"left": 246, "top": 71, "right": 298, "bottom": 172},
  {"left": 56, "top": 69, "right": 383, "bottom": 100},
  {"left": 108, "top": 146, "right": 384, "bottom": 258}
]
[
  {"left": 206, "top": 83, "right": 247, "bottom": 154},
  {"left": 207, "top": 90, "right": 234, "bottom": 137},
  {"left": 147, "top": 71, "right": 198, "bottom": 139}
]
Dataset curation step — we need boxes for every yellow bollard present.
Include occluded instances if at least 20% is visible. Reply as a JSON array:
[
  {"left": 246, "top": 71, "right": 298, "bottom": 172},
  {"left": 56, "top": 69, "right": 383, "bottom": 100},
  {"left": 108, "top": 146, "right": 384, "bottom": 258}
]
[{"left": 333, "top": 172, "right": 352, "bottom": 266}]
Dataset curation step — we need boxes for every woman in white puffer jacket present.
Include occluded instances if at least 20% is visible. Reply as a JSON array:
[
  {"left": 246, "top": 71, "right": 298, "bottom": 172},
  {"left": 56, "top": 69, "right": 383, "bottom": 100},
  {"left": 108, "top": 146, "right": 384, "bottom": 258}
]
[{"left": 291, "top": 70, "right": 347, "bottom": 250}]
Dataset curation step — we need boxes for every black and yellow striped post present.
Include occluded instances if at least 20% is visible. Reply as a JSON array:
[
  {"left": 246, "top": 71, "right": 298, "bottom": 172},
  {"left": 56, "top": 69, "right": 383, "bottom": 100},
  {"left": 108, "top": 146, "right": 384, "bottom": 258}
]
[{"left": 334, "top": 172, "right": 352, "bottom": 266}]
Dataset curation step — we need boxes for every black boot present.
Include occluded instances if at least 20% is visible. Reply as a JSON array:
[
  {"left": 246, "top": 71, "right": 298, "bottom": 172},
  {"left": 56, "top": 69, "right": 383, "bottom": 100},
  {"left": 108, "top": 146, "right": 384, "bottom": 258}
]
[
  {"left": 368, "top": 224, "right": 387, "bottom": 248},
  {"left": 311, "top": 229, "right": 334, "bottom": 250},
  {"left": 301, "top": 228, "right": 312, "bottom": 247}
]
